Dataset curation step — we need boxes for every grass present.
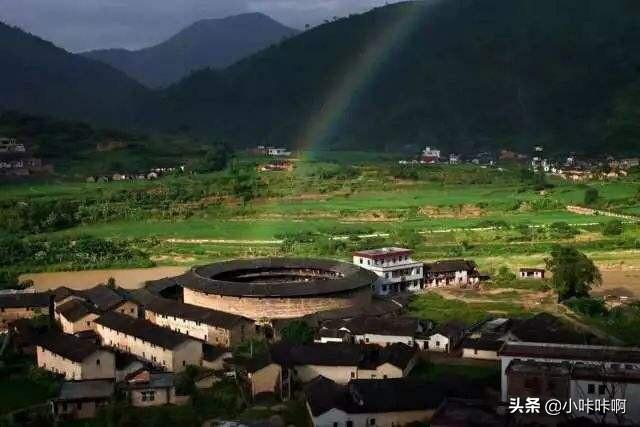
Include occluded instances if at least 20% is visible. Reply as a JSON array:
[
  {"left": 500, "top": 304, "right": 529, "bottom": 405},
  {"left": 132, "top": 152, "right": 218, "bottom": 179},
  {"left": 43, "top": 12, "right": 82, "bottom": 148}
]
[
  {"left": 407, "top": 292, "right": 532, "bottom": 324},
  {"left": 0, "top": 378, "right": 57, "bottom": 414}
]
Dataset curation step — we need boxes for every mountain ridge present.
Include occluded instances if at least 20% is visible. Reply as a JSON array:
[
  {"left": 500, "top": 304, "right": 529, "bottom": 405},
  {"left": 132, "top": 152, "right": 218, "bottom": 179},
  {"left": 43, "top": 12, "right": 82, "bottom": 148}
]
[{"left": 82, "top": 13, "right": 299, "bottom": 88}]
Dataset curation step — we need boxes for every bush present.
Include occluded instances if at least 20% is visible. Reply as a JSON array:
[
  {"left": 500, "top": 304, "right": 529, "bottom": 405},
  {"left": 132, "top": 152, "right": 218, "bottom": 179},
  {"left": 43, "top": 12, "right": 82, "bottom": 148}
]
[
  {"left": 564, "top": 297, "right": 607, "bottom": 316},
  {"left": 549, "top": 222, "right": 579, "bottom": 239},
  {"left": 584, "top": 187, "right": 599, "bottom": 206},
  {"left": 602, "top": 220, "right": 623, "bottom": 236}
]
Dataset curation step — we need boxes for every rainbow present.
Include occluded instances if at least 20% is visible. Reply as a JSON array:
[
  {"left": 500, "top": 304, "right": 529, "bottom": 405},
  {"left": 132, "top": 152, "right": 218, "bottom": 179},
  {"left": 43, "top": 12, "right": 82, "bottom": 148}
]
[{"left": 295, "top": 1, "right": 431, "bottom": 153}]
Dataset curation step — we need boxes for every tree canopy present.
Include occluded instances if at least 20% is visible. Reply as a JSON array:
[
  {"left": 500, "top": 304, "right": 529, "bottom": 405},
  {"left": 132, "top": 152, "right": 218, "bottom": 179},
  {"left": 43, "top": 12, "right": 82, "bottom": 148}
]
[{"left": 545, "top": 246, "right": 602, "bottom": 301}]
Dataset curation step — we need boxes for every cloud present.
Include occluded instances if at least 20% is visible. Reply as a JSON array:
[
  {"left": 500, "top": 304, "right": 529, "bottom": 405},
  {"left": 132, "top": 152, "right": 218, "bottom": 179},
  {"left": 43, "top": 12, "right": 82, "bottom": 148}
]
[{"left": 0, "top": 0, "right": 401, "bottom": 52}]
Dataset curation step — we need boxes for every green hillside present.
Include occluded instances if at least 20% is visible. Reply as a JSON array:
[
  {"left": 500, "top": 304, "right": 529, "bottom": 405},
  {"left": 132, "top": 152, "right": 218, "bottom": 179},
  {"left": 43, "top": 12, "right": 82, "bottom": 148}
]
[{"left": 148, "top": 0, "right": 640, "bottom": 154}]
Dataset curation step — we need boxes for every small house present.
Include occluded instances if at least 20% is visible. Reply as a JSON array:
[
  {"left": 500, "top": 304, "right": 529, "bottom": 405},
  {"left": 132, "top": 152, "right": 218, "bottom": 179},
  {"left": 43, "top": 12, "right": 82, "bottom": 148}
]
[
  {"left": 53, "top": 379, "right": 114, "bottom": 420},
  {"left": 0, "top": 292, "right": 50, "bottom": 329},
  {"left": 518, "top": 267, "right": 545, "bottom": 280},
  {"left": 423, "top": 321, "right": 466, "bottom": 352},
  {"left": 121, "top": 369, "right": 178, "bottom": 407}
]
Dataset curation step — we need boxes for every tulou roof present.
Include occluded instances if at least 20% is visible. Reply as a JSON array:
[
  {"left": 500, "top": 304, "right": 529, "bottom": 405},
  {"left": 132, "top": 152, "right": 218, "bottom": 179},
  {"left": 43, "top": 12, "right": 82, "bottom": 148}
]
[
  {"left": 176, "top": 258, "right": 377, "bottom": 298},
  {"left": 94, "top": 311, "right": 194, "bottom": 350}
]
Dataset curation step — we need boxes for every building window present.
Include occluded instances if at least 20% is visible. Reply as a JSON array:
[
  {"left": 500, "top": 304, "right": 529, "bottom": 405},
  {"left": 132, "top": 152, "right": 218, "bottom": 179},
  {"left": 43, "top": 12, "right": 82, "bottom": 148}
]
[
  {"left": 96, "top": 359, "right": 100, "bottom": 366},
  {"left": 350, "top": 372, "right": 355, "bottom": 378},
  {"left": 598, "top": 385, "right": 606, "bottom": 395},
  {"left": 182, "top": 360, "right": 186, "bottom": 367},
  {"left": 588, "top": 384, "right": 595, "bottom": 394},
  {"left": 346, "top": 421, "right": 353, "bottom": 427},
  {"left": 77, "top": 402, "right": 82, "bottom": 410},
  {"left": 369, "top": 419, "right": 376, "bottom": 426}
]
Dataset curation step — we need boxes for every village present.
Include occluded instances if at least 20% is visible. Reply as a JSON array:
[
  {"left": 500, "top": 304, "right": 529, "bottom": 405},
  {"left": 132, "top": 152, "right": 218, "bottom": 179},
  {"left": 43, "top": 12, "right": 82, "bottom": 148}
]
[{"left": 0, "top": 247, "right": 638, "bottom": 427}]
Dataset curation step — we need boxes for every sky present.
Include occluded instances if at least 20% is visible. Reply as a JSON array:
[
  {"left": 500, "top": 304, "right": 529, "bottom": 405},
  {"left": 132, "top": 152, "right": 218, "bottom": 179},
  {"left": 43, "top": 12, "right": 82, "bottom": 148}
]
[{"left": 0, "top": 0, "right": 403, "bottom": 52}]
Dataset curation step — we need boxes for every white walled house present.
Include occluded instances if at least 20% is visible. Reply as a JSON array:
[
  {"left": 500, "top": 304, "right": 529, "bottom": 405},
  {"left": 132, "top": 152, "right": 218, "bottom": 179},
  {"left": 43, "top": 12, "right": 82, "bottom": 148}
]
[
  {"left": 36, "top": 333, "right": 115, "bottom": 380},
  {"left": 306, "top": 377, "right": 443, "bottom": 427},
  {"left": 94, "top": 312, "right": 202, "bottom": 373},
  {"left": 423, "top": 321, "right": 466, "bottom": 353},
  {"left": 55, "top": 299, "right": 99, "bottom": 334},
  {"left": 498, "top": 341, "right": 640, "bottom": 402},
  {"left": 316, "top": 316, "right": 427, "bottom": 348},
  {"left": 519, "top": 268, "right": 545, "bottom": 279},
  {"left": 423, "top": 259, "right": 480, "bottom": 288},
  {"left": 353, "top": 248, "right": 423, "bottom": 295}
]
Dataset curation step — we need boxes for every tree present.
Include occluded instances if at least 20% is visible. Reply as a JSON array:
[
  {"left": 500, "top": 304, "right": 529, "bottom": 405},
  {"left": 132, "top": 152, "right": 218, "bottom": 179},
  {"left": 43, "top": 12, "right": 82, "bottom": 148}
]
[
  {"left": 196, "top": 144, "right": 229, "bottom": 173},
  {"left": 106, "top": 277, "right": 117, "bottom": 289},
  {"left": 545, "top": 246, "right": 602, "bottom": 301},
  {"left": 280, "top": 321, "right": 314, "bottom": 344},
  {"left": 584, "top": 187, "right": 599, "bottom": 206},
  {"left": 602, "top": 220, "right": 623, "bottom": 236}
]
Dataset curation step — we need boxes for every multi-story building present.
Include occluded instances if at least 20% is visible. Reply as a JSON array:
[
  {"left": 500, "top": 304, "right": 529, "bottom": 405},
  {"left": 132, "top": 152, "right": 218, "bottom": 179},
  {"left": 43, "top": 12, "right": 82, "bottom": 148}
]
[
  {"left": 353, "top": 248, "right": 424, "bottom": 295},
  {"left": 94, "top": 312, "right": 202, "bottom": 373},
  {"left": 421, "top": 146, "right": 441, "bottom": 164}
]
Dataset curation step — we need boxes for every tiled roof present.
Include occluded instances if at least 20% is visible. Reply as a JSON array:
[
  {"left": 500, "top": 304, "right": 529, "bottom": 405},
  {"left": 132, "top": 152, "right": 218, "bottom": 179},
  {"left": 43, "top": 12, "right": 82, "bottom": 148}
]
[
  {"left": 178, "top": 258, "right": 377, "bottom": 297},
  {"left": 130, "top": 289, "right": 249, "bottom": 329},
  {"left": 509, "top": 313, "right": 595, "bottom": 344},
  {"left": 57, "top": 380, "right": 114, "bottom": 401},
  {"left": 94, "top": 312, "right": 193, "bottom": 350},
  {"left": 37, "top": 332, "right": 103, "bottom": 362},
  {"left": 322, "top": 316, "right": 419, "bottom": 337},
  {"left": 56, "top": 299, "right": 94, "bottom": 322},
  {"left": 0, "top": 292, "right": 49, "bottom": 309},
  {"left": 424, "top": 259, "right": 477, "bottom": 273},
  {"left": 81, "top": 285, "right": 124, "bottom": 311},
  {"left": 306, "top": 377, "right": 444, "bottom": 416},
  {"left": 499, "top": 342, "right": 640, "bottom": 364}
]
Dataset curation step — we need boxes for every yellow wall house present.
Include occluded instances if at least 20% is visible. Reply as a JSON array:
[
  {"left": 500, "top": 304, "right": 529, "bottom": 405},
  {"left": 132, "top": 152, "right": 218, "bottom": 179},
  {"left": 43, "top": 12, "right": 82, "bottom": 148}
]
[
  {"left": 55, "top": 299, "right": 99, "bottom": 334},
  {"left": 53, "top": 379, "right": 114, "bottom": 420},
  {"left": 129, "top": 289, "right": 255, "bottom": 347},
  {"left": 0, "top": 292, "right": 50, "bottom": 329},
  {"left": 36, "top": 332, "right": 116, "bottom": 380},
  {"left": 94, "top": 312, "right": 202, "bottom": 373},
  {"left": 121, "top": 370, "right": 178, "bottom": 407}
]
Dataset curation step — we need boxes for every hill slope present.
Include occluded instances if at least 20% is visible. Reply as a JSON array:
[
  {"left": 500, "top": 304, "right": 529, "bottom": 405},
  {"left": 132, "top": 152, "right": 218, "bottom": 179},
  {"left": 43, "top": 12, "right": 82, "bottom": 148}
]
[
  {"left": 83, "top": 13, "right": 299, "bottom": 88},
  {"left": 150, "top": 0, "right": 640, "bottom": 155},
  {"left": 0, "top": 22, "right": 153, "bottom": 128}
]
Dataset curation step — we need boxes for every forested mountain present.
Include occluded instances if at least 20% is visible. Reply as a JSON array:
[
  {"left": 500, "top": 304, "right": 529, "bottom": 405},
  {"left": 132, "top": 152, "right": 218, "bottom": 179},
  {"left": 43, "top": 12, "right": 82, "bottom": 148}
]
[
  {"left": 148, "top": 0, "right": 640, "bottom": 155},
  {"left": 0, "top": 22, "right": 153, "bottom": 128},
  {"left": 83, "top": 13, "right": 299, "bottom": 88}
]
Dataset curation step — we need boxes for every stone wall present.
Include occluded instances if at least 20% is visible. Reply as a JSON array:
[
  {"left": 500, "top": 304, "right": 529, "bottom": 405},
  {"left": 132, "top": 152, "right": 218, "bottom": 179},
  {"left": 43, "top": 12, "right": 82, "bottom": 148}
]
[{"left": 183, "top": 287, "right": 371, "bottom": 320}]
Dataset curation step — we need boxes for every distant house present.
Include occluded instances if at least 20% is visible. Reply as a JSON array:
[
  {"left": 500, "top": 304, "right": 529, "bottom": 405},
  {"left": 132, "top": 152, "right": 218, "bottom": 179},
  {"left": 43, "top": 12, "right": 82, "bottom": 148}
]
[
  {"left": 420, "top": 146, "right": 441, "bottom": 164},
  {"left": 0, "top": 292, "right": 50, "bottom": 329},
  {"left": 424, "top": 259, "right": 480, "bottom": 288},
  {"left": 233, "top": 354, "right": 288, "bottom": 401},
  {"left": 353, "top": 248, "right": 424, "bottom": 295},
  {"left": 448, "top": 153, "right": 460, "bottom": 165},
  {"left": 120, "top": 369, "right": 178, "bottom": 407},
  {"left": 423, "top": 320, "right": 466, "bottom": 352},
  {"left": 36, "top": 332, "right": 116, "bottom": 380},
  {"left": 270, "top": 342, "right": 417, "bottom": 384},
  {"left": 316, "top": 316, "right": 429, "bottom": 348},
  {"left": 461, "top": 318, "right": 513, "bottom": 360},
  {"left": 519, "top": 267, "right": 545, "bottom": 280},
  {"left": 112, "top": 173, "right": 127, "bottom": 181},
  {"left": 94, "top": 312, "right": 202, "bottom": 372},
  {"left": 128, "top": 289, "right": 255, "bottom": 347},
  {"left": 305, "top": 377, "right": 444, "bottom": 427},
  {"left": 267, "top": 147, "right": 291, "bottom": 156},
  {"left": 53, "top": 379, "right": 114, "bottom": 420},
  {"left": 430, "top": 398, "right": 507, "bottom": 427}
]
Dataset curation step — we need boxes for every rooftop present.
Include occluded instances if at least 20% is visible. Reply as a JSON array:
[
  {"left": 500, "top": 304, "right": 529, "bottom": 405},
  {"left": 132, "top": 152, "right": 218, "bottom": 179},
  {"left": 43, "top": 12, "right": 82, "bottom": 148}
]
[
  {"left": 177, "top": 258, "right": 377, "bottom": 298},
  {"left": 424, "top": 259, "right": 478, "bottom": 274},
  {"left": 306, "top": 376, "right": 444, "bottom": 417},
  {"left": 56, "top": 299, "right": 94, "bottom": 322},
  {"left": 353, "top": 248, "right": 412, "bottom": 258},
  {"left": 321, "top": 316, "right": 419, "bottom": 337},
  {"left": 122, "top": 370, "right": 175, "bottom": 390},
  {"left": 509, "top": 313, "right": 596, "bottom": 345},
  {"left": 0, "top": 292, "right": 49, "bottom": 309},
  {"left": 270, "top": 342, "right": 415, "bottom": 370},
  {"left": 58, "top": 380, "right": 114, "bottom": 401},
  {"left": 499, "top": 341, "right": 640, "bottom": 364},
  {"left": 94, "top": 312, "right": 194, "bottom": 350},
  {"left": 81, "top": 285, "right": 124, "bottom": 311},
  {"left": 37, "top": 332, "right": 103, "bottom": 363},
  {"left": 506, "top": 359, "right": 572, "bottom": 377},
  {"left": 129, "top": 289, "right": 249, "bottom": 329}
]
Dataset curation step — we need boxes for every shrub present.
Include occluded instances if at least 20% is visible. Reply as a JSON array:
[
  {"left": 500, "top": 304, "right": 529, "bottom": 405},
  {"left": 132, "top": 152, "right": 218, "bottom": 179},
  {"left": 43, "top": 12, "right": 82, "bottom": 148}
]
[{"left": 602, "top": 220, "right": 623, "bottom": 236}]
